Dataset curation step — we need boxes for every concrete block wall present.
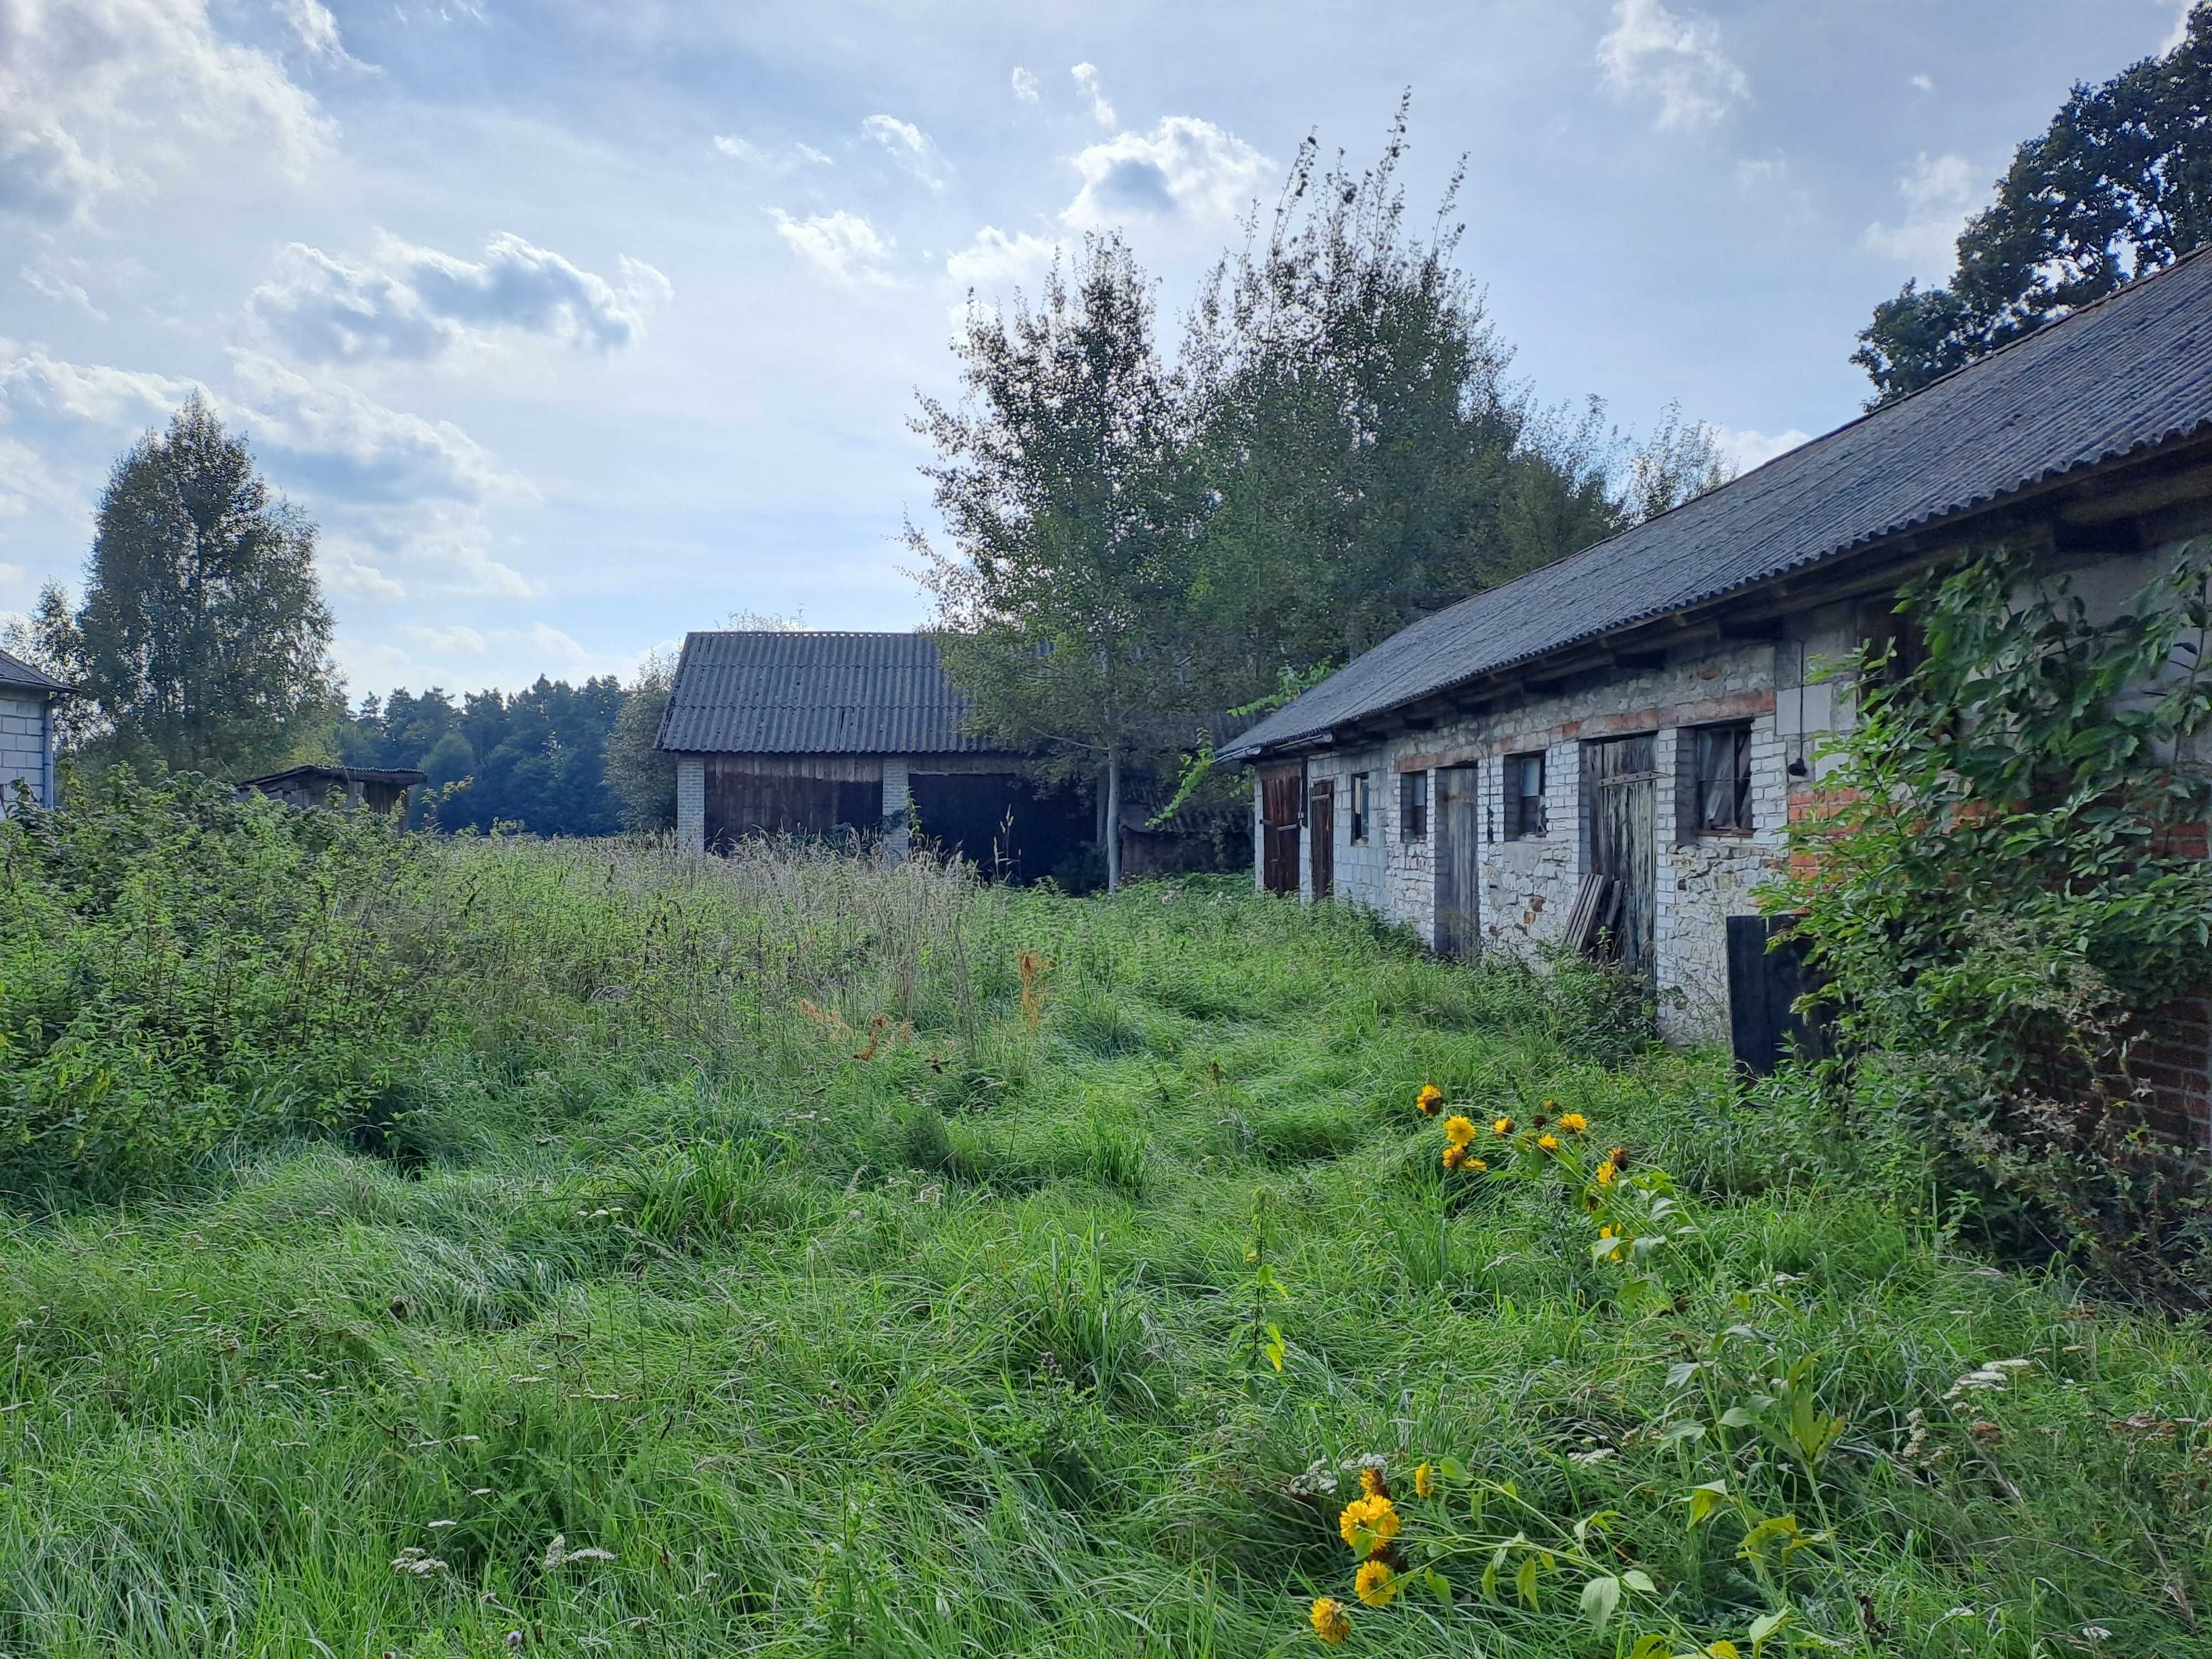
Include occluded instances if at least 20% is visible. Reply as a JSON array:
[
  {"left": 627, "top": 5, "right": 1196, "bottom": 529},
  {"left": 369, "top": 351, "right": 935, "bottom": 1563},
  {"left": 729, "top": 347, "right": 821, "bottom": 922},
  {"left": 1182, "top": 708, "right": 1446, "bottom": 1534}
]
[
  {"left": 0, "top": 691, "right": 53, "bottom": 811},
  {"left": 880, "top": 757, "right": 911, "bottom": 864},
  {"left": 674, "top": 756, "right": 705, "bottom": 852}
]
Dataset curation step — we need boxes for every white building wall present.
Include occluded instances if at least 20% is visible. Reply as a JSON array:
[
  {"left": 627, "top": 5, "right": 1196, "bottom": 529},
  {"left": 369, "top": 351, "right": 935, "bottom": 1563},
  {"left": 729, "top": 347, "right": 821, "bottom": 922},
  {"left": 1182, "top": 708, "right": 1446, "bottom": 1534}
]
[
  {"left": 0, "top": 691, "right": 53, "bottom": 811},
  {"left": 674, "top": 756, "right": 706, "bottom": 852},
  {"left": 880, "top": 757, "right": 912, "bottom": 864}
]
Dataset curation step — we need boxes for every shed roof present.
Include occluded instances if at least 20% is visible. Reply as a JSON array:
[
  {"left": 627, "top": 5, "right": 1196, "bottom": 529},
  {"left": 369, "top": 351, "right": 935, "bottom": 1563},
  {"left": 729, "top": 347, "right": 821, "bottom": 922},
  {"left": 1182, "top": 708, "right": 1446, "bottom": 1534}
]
[
  {"left": 239, "top": 765, "right": 428, "bottom": 789},
  {"left": 0, "top": 646, "right": 69, "bottom": 695},
  {"left": 656, "top": 630, "right": 1006, "bottom": 756},
  {"left": 1223, "top": 244, "right": 2212, "bottom": 763}
]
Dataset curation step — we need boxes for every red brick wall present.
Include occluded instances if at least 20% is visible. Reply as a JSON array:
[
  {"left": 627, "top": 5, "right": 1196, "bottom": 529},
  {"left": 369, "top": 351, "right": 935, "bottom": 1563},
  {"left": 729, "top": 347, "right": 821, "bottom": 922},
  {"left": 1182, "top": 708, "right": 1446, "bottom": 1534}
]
[{"left": 2132, "top": 996, "right": 2212, "bottom": 1147}]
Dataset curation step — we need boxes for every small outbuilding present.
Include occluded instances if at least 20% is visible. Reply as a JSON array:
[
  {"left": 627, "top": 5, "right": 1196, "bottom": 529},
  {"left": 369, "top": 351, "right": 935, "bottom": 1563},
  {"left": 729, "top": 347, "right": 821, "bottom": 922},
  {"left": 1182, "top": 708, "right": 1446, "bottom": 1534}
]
[
  {"left": 239, "top": 764, "right": 426, "bottom": 815},
  {"left": 0, "top": 646, "right": 69, "bottom": 813}
]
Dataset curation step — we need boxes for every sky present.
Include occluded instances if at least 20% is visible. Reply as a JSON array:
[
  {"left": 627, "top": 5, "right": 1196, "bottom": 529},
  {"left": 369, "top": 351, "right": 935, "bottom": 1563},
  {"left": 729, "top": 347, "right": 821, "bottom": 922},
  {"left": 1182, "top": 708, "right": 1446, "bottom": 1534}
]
[{"left": 0, "top": 0, "right": 2198, "bottom": 699}]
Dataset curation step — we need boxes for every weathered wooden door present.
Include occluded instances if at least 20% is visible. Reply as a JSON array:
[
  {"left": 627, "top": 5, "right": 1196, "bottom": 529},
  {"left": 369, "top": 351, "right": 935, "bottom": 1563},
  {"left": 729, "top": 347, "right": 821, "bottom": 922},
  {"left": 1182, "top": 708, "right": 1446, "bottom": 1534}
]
[
  {"left": 1433, "top": 766, "right": 1481, "bottom": 957},
  {"left": 1308, "top": 778, "right": 1334, "bottom": 899},
  {"left": 1259, "top": 764, "right": 1303, "bottom": 896},
  {"left": 1588, "top": 735, "right": 1657, "bottom": 979}
]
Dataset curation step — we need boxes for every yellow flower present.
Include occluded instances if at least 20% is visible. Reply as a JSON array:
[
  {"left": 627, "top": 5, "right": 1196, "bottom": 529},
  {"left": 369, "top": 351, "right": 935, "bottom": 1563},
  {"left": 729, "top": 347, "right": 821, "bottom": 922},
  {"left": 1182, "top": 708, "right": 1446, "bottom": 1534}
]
[
  {"left": 1559, "top": 1112, "right": 1588, "bottom": 1134},
  {"left": 1442, "top": 1144, "right": 1468, "bottom": 1171},
  {"left": 1337, "top": 1494, "right": 1401, "bottom": 1554},
  {"left": 1595, "top": 1160, "right": 1616, "bottom": 1186},
  {"left": 1415, "top": 1084, "right": 1444, "bottom": 1117},
  {"left": 1537, "top": 1133, "right": 1560, "bottom": 1153},
  {"left": 1354, "top": 1558, "right": 1399, "bottom": 1608},
  {"left": 1442, "top": 1115, "right": 1477, "bottom": 1147},
  {"left": 1541, "top": 1098, "right": 1557, "bottom": 1110},
  {"left": 1413, "top": 1461, "right": 1435, "bottom": 1498},
  {"left": 1465, "top": 1156, "right": 1488, "bottom": 1173},
  {"left": 1491, "top": 1115, "right": 1514, "bottom": 1136},
  {"left": 1359, "top": 1465, "right": 1385, "bottom": 1499},
  {"left": 1309, "top": 1597, "right": 1352, "bottom": 1645},
  {"left": 1599, "top": 1225, "right": 1616, "bottom": 1239}
]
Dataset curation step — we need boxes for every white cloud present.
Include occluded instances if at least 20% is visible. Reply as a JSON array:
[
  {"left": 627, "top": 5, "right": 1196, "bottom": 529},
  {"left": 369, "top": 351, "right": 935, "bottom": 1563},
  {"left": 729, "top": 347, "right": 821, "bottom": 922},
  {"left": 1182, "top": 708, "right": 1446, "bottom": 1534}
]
[
  {"left": 0, "top": 561, "right": 24, "bottom": 591},
  {"left": 862, "top": 114, "right": 946, "bottom": 191},
  {"left": 325, "top": 505, "right": 541, "bottom": 601},
  {"left": 19, "top": 263, "right": 108, "bottom": 320},
  {"left": 320, "top": 542, "right": 406, "bottom": 601},
  {"left": 2161, "top": 0, "right": 2195, "bottom": 54},
  {"left": 1863, "top": 152, "right": 1981, "bottom": 275},
  {"left": 0, "top": 0, "right": 328, "bottom": 223},
  {"left": 713, "top": 134, "right": 833, "bottom": 171},
  {"left": 0, "top": 435, "right": 81, "bottom": 523},
  {"left": 403, "top": 622, "right": 488, "bottom": 655},
  {"left": 771, "top": 208, "right": 894, "bottom": 284},
  {"left": 1596, "top": 0, "right": 1750, "bottom": 132},
  {"left": 278, "top": 0, "right": 377, "bottom": 73},
  {"left": 1063, "top": 117, "right": 1271, "bottom": 227},
  {"left": 249, "top": 233, "right": 672, "bottom": 363},
  {"left": 0, "top": 351, "right": 200, "bottom": 423},
  {"left": 226, "top": 350, "right": 510, "bottom": 504},
  {"left": 1070, "top": 63, "right": 1116, "bottom": 128},
  {"left": 1908, "top": 73, "right": 1934, "bottom": 92},
  {"left": 493, "top": 622, "right": 597, "bottom": 674},
  {"left": 1713, "top": 425, "right": 1811, "bottom": 473},
  {"left": 945, "top": 226, "right": 1061, "bottom": 290},
  {"left": 1010, "top": 66, "right": 1040, "bottom": 103}
]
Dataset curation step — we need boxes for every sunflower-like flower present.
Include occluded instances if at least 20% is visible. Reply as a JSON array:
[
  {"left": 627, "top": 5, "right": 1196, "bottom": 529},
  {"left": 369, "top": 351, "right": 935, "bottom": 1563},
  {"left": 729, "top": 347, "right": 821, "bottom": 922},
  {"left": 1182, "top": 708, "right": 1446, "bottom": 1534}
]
[
  {"left": 1595, "top": 1160, "right": 1617, "bottom": 1186},
  {"left": 1442, "top": 1115, "right": 1477, "bottom": 1148},
  {"left": 1465, "top": 1156, "right": 1488, "bottom": 1172},
  {"left": 1359, "top": 1465, "right": 1386, "bottom": 1499},
  {"left": 1354, "top": 1559, "right": 1399, "bottom": 1608},
  {"left": 1415, "top": 1084, "right": 1444, "bottom": 1117},
  {"left": 1337, "top": 1494, "right": 1401, "bottom": 1554},
  {"left": 1442, "top": 1144, "right": 1469, "bottom": 1171},
  {"left": 1558, "top": 1111, "right": 1588, "bottom": 1134},
  {"left": 1609, "top": 1146, "right": 1629, "bottom": 1170},
  {"left": 1413, "top": 1461, "right": 1436, "bottom": 1498},
  {"left": 1491, "top": 1115, "right": 1513, "bottom": 1136},
  {"left": 1537, "top": 1133, "right": 1560, "bottom": 1153},
  {"left": 1310, "top": 1597, "right": 1352, "bottom": 1645}
]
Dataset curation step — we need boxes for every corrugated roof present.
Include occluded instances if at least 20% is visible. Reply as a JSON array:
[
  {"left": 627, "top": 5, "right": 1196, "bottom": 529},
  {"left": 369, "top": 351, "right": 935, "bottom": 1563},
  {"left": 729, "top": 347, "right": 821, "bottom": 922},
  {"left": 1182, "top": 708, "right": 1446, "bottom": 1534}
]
[
  {"left": 1224, "top": 246, "right": 2212, "bottom": 762},
  {"left": 657, "top": 630, "right": 1006, "bottom": 755},
  {"left": 0, "top": 646, "right": 69, "bottom": 695}
]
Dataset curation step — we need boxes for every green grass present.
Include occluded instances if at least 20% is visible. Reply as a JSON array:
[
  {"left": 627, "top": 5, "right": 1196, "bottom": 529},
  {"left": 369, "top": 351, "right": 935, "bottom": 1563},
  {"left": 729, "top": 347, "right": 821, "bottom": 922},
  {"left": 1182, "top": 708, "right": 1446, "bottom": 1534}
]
[{"left": 2, "top": 788, "right": 2210, "bottom": 1656}]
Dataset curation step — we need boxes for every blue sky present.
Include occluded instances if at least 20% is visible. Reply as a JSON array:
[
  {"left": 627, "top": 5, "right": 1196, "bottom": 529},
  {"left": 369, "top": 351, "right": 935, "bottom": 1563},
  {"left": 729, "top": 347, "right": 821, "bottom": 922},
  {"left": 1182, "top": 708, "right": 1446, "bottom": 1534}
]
[{"left": 0, "top": 0, "right": 2196, "bottom": 696}]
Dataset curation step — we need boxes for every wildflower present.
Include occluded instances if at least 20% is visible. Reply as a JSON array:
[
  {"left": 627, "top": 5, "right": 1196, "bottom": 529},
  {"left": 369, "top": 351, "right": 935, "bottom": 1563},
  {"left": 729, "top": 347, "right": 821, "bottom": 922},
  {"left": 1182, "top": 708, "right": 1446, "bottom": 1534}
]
[
  {"left": 1465, "top": 1156, "right": 1488, "bottom": 1172},
  {"left": 1537, "top": 1134, "right": 1560, "bottom": 1153},
  {"left": 1415, "top": 1084, "right": 1444, "bottom": 1117},
  {"left": 1337, "top": 1494, "right": 1401, "bottom": 1553},
  {"left": 1609, "top": 1146, "right": 1629, "bottom": 1170},
  {"left": 1442, "top": 1144, "right": 1468, "bottom": 1171},
  {"left": 1354, "top": 1558, "right": 1399, "bottom": 1608},
  {"left": 1595, "top": 1160, "right": 1616, "bottom": 1186},
  {"left": 1491, "top": 1115, "right": 1514, "bottom": 1136},
  {"left": 1359, "top": 1465, "right": 1386, "bottom": 1500},
  {"left": 1310, "top": 1597, "right": 1352, "bottom": 1645},
  {"left": 1541, "top": 1098, "right": 1557, "bottom": 1110},
  {"left": 1413, "top": 1462, "right": 1435, "bottom": 1498},
  {"left": 1559, "top": 1112, "right": 1588, "bottom": 1134},
  {"left": 1442, "top": 1115, "right": 1477, "bottom": 1147},
  {"left": 1599, "top": 1225, "right": 1615, "bottom": 1239}
]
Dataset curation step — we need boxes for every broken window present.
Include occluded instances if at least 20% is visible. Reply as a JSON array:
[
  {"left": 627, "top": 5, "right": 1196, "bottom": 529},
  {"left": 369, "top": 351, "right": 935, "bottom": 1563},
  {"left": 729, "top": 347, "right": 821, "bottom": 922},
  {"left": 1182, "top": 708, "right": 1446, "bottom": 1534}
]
[
  {"left": 1693, "top": 723, "right": 1754, "bottom": 832},
  {"left": 1506, "top": 751, "right": 1547, "bottom": 838},
  {"left": 1400, "top": 769, "right": 1427, "bottom": 841},
  {"left": 1349, "top": 772, "right": 1371, "bottom": 844}
]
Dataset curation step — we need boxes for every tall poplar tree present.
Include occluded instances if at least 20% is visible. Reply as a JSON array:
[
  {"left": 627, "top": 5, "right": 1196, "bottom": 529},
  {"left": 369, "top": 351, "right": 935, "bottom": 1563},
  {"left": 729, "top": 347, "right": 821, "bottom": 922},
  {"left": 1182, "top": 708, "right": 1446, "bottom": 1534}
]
[
  {"left": 911, "top": 234, "right": 1201, "bottom": 891},
  {"left": 28, "top": 395, "right": 340, "bottom": 776}
]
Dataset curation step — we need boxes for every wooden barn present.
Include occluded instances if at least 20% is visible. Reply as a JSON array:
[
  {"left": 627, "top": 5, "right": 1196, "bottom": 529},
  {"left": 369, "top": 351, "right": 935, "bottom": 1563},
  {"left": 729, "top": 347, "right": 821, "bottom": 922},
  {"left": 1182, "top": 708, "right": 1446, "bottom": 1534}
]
[
  {"left": 238, "top": 764, "right": 425, "bottom": 815},
  {"left": 656, "top": 630, "right": 1089, "bottom": 877}
]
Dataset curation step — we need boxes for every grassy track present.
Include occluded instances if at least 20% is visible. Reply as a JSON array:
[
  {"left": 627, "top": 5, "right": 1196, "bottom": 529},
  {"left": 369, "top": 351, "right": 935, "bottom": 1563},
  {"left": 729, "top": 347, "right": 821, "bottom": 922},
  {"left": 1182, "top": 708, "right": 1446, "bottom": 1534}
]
[{"left": 2, "top": 812, "right": 2209, "bottom": 1656}]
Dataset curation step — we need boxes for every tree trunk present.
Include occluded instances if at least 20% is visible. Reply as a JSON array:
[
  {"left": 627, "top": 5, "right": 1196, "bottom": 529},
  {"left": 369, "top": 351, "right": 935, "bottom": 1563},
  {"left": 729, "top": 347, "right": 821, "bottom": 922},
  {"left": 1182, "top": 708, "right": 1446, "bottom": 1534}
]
[{"left": 1105, "top": 754, "right": 1123, "bottom": 893}]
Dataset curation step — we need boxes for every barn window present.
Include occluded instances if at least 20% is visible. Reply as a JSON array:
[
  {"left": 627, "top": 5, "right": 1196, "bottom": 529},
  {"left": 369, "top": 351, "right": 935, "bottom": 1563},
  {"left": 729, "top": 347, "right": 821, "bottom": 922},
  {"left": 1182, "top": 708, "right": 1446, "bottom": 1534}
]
[
  {"left": 1693, "top": 723, "right": 1755, "bottom": 833},
  {"left": 1506, "top": 752, "right": 1547, "bottom": 837},
  {"left": 1349, "top": 772, "right": 1371, "bottom": 843},
  {"left": 1400, "top": 769, "right": 1427, "bottom": 841}
]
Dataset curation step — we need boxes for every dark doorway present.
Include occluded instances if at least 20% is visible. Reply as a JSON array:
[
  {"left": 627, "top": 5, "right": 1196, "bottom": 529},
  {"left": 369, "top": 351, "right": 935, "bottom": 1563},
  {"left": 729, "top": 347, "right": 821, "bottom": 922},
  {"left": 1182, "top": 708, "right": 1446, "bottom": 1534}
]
[
  {"left": 706, "top": 768, "right": 880, "bottom": 847},
  {"left": 909, "top": 773, "right": 1087, "bottom": 883},
  {"left": 1433, "top": 766, "right": 1480, "bottom": 957},
  {"left": 1308, "top": 777, "right": 1335, "bottom": 898},
  {"left": 1587, "top": 734, "right": 1658, "bottom": 979},
  {"left": 1727, "top": 914, "right": 1825, "bottom": 1076},
  {"left": 1260, "top": 763, "right": 1302, "bottom": 895}
]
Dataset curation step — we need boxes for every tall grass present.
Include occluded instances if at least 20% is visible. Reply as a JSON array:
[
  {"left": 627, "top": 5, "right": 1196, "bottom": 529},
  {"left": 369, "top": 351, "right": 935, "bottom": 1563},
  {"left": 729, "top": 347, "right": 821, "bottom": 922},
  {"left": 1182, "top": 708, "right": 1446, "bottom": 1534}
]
[{"left": 0, "top": 775, "right": 2207, "bottom": 1655}]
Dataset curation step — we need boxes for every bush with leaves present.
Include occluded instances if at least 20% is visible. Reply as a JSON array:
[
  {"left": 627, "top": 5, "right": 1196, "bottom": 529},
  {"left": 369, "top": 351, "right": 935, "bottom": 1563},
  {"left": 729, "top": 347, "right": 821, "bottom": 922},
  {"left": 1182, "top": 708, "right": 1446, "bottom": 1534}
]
[{"left": 1775, "top": 540, "right": 2212, "bottom": 1288}]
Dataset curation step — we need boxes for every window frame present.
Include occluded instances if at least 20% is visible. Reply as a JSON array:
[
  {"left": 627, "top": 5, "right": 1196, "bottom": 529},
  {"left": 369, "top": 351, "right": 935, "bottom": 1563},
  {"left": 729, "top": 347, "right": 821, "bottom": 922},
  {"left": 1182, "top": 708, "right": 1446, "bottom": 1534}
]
[
  {"left": 1504, "top": 750, "right": 1547, "bottom": 839},
  {"left": 1349, "top": 771, "right": 1371, "bottom": 845},
  {"left": 1399, "top": 769, "right": 1428, "bottom": 842},
  {"left": 1691, "top": 721, "right": 1755, "bottom": 835}
]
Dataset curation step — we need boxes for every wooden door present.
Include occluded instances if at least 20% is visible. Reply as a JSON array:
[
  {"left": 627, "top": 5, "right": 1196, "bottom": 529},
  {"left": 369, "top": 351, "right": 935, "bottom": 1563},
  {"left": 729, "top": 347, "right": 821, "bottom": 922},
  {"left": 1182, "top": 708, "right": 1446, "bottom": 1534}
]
[
  {"left": 1587, "top": 735, "right": 1657, "bottom": 979},
  {"left": 1433, "top": 766, "right": 1480, "bottom": 957},
  {"left": 1308, "top": 778, "right": 1334, "bottom": 899},
  {"left": 1260, "top": 764, "right": 1303, "bottom": 896}
]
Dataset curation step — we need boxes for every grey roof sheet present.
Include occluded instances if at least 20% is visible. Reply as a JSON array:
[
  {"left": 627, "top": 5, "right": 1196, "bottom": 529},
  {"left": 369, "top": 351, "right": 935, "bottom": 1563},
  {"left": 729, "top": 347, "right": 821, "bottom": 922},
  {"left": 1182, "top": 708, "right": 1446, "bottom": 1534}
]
[
  {"left": 0, "top": 646, "right": 69, "bottom": 694},
  {"left": 239, "top": 765, "right": 428, "bottom": 788},
  {"left": 658, "top": 630, "right": 1005, "bottom": 755},
  {"left": 1224, "top": 246, "right": 2212, "bottom": 761}
]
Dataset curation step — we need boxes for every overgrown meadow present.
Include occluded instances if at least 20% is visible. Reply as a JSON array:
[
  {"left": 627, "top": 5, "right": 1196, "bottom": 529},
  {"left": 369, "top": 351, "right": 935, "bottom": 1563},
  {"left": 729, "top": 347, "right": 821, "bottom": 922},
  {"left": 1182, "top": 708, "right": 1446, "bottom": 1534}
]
[{"left": 2, "top": 773, "right": 2209, "bottom": 1657}]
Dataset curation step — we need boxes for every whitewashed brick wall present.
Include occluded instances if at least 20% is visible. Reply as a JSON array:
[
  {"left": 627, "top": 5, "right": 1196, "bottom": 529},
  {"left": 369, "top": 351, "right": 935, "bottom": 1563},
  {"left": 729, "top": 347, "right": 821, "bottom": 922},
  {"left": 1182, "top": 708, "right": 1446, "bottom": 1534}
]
[
  {"left": 880, "top": 757, "right": 911, "bottom": 864},
  {"left": 0, "top": 691, "right": 53, "bottom": 811},
  {"left": 674, "top": 756, "right": 705, "bottom": 852}
]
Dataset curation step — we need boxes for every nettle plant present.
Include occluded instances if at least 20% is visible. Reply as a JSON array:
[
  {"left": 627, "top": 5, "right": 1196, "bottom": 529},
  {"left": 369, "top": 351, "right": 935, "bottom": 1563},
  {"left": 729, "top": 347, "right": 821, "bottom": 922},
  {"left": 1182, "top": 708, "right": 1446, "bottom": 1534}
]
[{"left": 1775, "top": 539, "right": 2212, "bottom": 1279}]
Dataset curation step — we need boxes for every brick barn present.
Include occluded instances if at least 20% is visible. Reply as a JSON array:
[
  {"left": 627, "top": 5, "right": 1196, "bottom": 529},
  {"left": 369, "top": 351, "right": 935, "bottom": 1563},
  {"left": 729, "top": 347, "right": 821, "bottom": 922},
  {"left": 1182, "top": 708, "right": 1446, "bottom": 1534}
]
[{"left": 1223, "top": 244, "right": 2212, "bottom": 1135}]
